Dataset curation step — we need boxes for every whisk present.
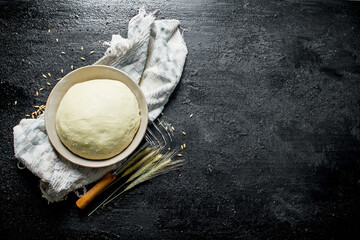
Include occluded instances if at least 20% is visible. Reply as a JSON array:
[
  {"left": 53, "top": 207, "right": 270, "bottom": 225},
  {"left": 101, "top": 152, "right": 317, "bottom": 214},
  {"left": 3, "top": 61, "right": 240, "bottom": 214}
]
[{"left": 76, "top": 119, "right": 183, "bottom": 215}]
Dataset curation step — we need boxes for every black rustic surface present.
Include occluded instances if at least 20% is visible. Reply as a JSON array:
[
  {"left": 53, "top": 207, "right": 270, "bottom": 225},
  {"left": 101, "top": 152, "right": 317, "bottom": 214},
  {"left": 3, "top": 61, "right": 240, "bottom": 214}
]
[{"left": 1, "top": 0, "right": 360, "bottom": 239}]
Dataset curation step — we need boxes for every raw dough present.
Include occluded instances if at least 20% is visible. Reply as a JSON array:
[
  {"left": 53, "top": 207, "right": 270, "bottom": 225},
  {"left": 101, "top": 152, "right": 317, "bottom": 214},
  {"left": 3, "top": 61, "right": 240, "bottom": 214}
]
[{"left": 56, "top": 79, "right": 141, "bottom": 160}]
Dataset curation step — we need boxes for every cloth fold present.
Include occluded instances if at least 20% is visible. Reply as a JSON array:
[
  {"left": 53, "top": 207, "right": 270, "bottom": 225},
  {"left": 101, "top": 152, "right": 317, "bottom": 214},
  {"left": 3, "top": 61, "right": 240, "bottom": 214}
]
[{"left": 13, "top": 9, "right": 187, "bottom": 202}]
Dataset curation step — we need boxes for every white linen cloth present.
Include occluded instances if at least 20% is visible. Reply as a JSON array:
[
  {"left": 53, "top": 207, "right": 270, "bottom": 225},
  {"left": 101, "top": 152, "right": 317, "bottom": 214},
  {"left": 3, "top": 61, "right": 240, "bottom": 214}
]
[{"left": 13, "top": 9, "right": 188, "bottom": 202}]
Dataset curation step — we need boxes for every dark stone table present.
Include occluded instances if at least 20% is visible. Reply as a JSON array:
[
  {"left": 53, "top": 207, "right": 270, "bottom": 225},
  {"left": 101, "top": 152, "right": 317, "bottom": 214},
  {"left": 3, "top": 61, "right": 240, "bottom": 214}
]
[{"left": 1, "top": 0, "right": 360, "bottom": 239}]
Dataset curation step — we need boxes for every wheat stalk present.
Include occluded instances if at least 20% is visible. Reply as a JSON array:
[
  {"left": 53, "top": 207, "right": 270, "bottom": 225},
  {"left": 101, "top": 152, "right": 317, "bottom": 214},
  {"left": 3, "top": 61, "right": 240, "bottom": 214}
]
[
  {"left": 124, "top": 157, "right": 183, "bottom": 193},
  {"left": 115, "top": 146, "right": 151, "bottom": 177},
  {"left": 119, "top": 147, "right": 161, "bottom": 178},
  {"left": 98, "top": 146, "right": 152, "bottom": 194},
  {"left": 125, "top": 154, "right": 163, "bottom": 183},
  {"left": 88, "top": 147, "right": 183, "bottom": 216},
  {"left": 103, "top": 154, "right": 183, "bottom": 206}
]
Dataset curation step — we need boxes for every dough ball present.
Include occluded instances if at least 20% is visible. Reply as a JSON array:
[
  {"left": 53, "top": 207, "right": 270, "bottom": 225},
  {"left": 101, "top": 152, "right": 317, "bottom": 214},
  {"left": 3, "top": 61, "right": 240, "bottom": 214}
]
[{"left": 56, "top": 79, "right": 141, "bottom": 160}]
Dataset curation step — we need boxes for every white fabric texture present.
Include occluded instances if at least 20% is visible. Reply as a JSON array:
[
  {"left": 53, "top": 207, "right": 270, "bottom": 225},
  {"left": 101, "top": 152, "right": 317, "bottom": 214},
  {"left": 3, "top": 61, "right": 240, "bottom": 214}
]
[{"left": 13, "top": 9, "right": 188, "bottom": 202}]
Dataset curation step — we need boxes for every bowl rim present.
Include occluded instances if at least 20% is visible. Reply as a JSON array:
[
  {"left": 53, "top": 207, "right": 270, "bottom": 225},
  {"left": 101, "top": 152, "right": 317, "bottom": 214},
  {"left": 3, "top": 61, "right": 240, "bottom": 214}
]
[{"left": 44, "top": 65, "right": 148, "bottom": 168}]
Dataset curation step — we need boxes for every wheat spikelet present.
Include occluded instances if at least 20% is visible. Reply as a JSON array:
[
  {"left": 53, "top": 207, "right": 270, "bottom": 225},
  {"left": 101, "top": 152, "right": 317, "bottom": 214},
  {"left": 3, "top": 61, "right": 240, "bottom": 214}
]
[
  {"left": 88, "top": 148, "right": 183, "bottom": 216},
  {"left": 115, "top": 147, "right": 151, "bottom": 177},
  {"left": 103, "top": 155, "right": 183, "bottom": 207},
  {"left": 119, "top": 147, "right": 161, "bottom": 178}
]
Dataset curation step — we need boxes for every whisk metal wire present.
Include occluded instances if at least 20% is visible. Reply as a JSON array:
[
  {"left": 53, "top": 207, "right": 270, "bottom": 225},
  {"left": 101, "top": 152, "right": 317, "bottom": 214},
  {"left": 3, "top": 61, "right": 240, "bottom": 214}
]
[{"left": 88, "top": 120, "right": 177, "bottom": 216}]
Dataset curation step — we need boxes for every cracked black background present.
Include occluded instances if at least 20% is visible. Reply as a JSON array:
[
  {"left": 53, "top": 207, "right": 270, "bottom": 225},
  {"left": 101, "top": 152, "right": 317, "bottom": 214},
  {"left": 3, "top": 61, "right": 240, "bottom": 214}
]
[{"left": 1, "top": 0, "right": 360, "bottom": 239}]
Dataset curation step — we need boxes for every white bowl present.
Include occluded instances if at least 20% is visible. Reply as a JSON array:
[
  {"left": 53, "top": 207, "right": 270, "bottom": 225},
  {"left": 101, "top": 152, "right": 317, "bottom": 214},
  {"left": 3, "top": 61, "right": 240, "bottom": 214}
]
[{"left": 45, "top": 65, "right": 148, "bottom": 168}]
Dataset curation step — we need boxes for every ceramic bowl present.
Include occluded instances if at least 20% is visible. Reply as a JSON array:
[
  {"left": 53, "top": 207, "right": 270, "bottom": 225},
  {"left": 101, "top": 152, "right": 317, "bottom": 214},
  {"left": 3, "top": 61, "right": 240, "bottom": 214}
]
[{"left": 44, "top": 65, "right": 148, "bottom": 168}]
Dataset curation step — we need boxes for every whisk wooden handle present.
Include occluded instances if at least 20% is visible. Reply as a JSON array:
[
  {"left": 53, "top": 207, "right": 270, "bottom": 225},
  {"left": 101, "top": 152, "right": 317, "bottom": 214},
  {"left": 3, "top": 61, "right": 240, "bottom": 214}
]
[{"left": 76, "top": 172, "right": 116, "bottom": 210}]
